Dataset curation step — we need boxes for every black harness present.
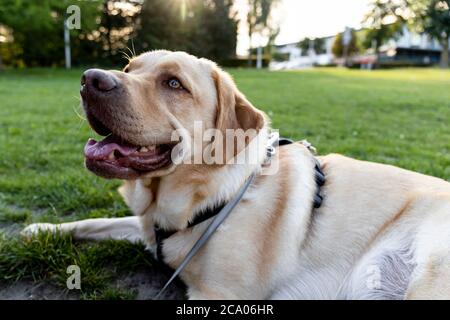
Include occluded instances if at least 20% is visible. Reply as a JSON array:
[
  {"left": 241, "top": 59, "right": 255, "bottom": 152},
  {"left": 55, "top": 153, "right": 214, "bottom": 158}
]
[
  {"left": 154, "top": 203, "right": 226, "bottom": 263},
  {"left": 154, "top": 138, "right": 326, "bottom": 264}
]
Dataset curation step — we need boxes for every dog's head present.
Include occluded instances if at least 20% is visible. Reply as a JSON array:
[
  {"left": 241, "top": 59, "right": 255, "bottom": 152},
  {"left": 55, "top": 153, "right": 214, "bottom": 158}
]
[{"left": 81, "top": 50, "right": 265, "bottom": 180}]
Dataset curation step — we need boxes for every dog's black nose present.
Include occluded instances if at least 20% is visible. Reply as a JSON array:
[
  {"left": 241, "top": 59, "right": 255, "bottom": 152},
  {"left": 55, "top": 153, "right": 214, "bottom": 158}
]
[{"left": 81, "top": 69, "right": 117, "bottom": 92}]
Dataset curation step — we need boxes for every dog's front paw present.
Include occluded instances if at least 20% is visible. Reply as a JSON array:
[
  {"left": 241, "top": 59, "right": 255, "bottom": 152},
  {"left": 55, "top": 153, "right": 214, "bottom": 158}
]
[{"left": 21, "top": 223, "right": 58, "bottom": 239}]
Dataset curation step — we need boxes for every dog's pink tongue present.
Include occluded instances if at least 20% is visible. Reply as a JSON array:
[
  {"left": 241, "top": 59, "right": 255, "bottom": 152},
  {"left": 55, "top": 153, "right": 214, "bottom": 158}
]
[{"left": 84, "top": 135, "right": 138, "bottom": 160}]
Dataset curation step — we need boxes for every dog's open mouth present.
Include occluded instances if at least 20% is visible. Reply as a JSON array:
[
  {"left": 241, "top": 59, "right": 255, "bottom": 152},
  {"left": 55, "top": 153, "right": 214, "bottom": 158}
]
[
  {"left": 83, "top": 113, "right": 175, "bottom": 179},
  {"left": 84, "top": 135, "right": 174, "bottom": 178}
]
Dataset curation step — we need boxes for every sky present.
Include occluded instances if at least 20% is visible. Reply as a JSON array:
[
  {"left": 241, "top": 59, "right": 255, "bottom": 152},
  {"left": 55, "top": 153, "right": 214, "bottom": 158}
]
[{"left": 235, "top": 0, "right": 372, "bottom": 55}]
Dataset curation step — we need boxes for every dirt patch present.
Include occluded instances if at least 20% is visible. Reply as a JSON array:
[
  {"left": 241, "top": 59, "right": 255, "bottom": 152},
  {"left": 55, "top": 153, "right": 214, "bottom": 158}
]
[
  {"left": 0, "top": 205, "right": 186, "bottom": 300},
  {"left": 0, "top": 281, "right": 78, "bottom": 300},
  {"left": 0, "top": 269, "right": 186, "bottom": 300},
  {"left": 116, "top": 268, "right": 187, "bottom": 300},
  {"left": 0, "top": 222, "right": 23, "bottom": 237}
]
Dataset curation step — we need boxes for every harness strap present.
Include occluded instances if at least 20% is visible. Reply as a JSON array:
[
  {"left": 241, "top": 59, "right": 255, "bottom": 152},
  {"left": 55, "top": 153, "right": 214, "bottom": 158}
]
[
  {"left": 154, "top": 172, "right": 256, "bottom": 300},
  {"left": 154, "top": 202, "right": 226, "bottom": 263},
  {"left": 275, "top": 137, "right": 325, "bottom": 208},
  {"left": 152, "top": 136, "right": 326, "bottom": 299},
  {"left": 313, "top": 158, "right": 326, "bottom": 208}
]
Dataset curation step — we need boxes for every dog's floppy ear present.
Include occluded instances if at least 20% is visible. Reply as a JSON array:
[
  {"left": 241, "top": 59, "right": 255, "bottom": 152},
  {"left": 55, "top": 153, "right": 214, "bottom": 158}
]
[{"left": 212, "top": 68, "right": 265, "bottom": 132}]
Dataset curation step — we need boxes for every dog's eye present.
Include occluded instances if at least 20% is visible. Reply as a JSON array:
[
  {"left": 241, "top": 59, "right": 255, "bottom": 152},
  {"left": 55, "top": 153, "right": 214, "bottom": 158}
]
[
  {"left": 167, "top": 78, "right": 183, "bottom": 90},
  {"left": 123, "top": 67, "right": 130, "bottom": 73}
]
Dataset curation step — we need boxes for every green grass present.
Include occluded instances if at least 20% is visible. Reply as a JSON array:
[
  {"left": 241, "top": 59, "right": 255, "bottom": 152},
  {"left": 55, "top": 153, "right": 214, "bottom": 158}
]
[
  {"left": 0, "top": 231, "right": 152, "bottom": 299},
  {"left": 1, "top": 67, "right": 450, "bottom": 299}
]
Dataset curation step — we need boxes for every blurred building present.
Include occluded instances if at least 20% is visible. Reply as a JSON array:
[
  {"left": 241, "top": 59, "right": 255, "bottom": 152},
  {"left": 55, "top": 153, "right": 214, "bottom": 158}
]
[
  {"left": 377, "top": 26, "right": 444, "bottom": 67},
  {"left": 271, "top": 25, "right": 449, "bottom": 70},
  {"left": 270, "top": 36, "right": 335, "bottom": 70}
]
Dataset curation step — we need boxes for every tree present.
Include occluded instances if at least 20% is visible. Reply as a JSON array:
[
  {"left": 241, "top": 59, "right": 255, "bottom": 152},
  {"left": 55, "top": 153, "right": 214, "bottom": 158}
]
[
  {"left": 313, "top": 38, "right": 326, "bottom": 54},
  {"left": 135, "top": 0, "right": 238, "bottom": 63},
  {"left": 363, "top": 0, "right": 406, "bottom": 52},
  {"left": 0, "top": 0, "right": 239, "bottom": 67},
  {"left": 98, "top": 0, "right": 141, "bottom": 64},
  {"left": 134, "top": 0, "right": 180, "bottom": 53},
  {"left": 185, "top": 0, "right": 238, "bottom": 61},
  {"left": 204, "top": 0, "right": 238, "bottom": 61},
  {"left": 363, "top": 0, "right": 450, "bottom": 67},
  {"left": 298, "top": 38, "right": 311, "bottom": 56},
  {"left": 246, "top": 0, "right": 279, "bottom": 66},
  {"left": 332, "top": 30, "right": 360, "bottom": 58},
  {"left": 422, "top": 0, "right": 450, "bottom": 68},
  {"left": 298, "top": 37, "right": 326, "bottom": 56},
  {"left": 0, "top": 0, "right": 101, "bottom": 66}
]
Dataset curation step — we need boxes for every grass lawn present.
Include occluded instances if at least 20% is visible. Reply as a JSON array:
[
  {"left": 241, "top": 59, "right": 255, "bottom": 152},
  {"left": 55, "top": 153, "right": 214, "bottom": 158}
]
[{"left": 1, "top": 67, "right": 450, "bottom": 299}]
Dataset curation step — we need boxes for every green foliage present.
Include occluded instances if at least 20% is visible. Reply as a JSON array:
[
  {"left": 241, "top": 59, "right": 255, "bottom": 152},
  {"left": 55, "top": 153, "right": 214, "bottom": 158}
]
[
  {"left": 298, "top": 37, "right": 326, "bottom": 55},
  {"left": 362, "top": 0, "right": 406, "bottom": 51},
  {"left": 0, "top": 40, "right": 24, "bottom": 67},
  {"left": 246, "top": 0, "right": 279, "bottom": 60},
  {"left": 332, "top": 30, "right": 361, "bottom": 58},
  {"left": 361, "top": 0, "right": 440, "bottom": 52},
  {"left": 0, "top": 207, "right": 31, "bottom": 224},
  {"left": 83, "top": 287, "right": 137, "bottom": 300},
  {"left": 247, "top": 0, "right": 279, "bottom": 33},
  {"left": 0, "top": 0, "right": 100, "bottom": 67},
  {"left": 298, "top": 38, "right": 311, "bottom": 55},
  {"left": 0, "top": 0, "right": 239, "bottom": 67},
  {"left": 135, "top": 0, "right": 238, "bottom": 62},
  {"left": 362, "top": 23, "right": 404, "bottom": 51},
  {"left": 272, "top": 52, "right": 289, "bottom": 62},
  {"left": 363, "top": 0, "right": 450, "bottom": 66},
  {"left": 422, "top": 0, "right": 450, "bottom": 67},
  {"left": 313, "top": 38, "right": 326, "bottom": 54},
  {"left": 423, "top": 0, "right": 450, "bottom": 37},
  {"left": 92, "top": 1, "right": 141, "bottom": 65}
]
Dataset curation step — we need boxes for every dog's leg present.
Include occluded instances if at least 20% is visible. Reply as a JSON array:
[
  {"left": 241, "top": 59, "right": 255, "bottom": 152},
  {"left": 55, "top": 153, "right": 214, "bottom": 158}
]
[{"left": 22, "top": 217, "right": 143, "bottom": 244}]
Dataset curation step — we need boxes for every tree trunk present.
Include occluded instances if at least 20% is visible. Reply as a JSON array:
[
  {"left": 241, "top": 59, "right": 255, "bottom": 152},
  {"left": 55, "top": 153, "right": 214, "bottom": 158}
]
[{"left": 440, "top": 36, "right": 449, "bottom": 69}]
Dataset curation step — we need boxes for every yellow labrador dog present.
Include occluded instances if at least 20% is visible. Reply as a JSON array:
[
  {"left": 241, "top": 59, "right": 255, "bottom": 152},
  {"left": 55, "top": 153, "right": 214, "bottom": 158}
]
[{"left": 23, "top": 51, "right": 450, "bottom": 300}]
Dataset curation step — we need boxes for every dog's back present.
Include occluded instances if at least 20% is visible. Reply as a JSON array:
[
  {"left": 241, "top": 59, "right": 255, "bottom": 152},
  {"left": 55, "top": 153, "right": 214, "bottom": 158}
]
[{"left": 272, "top": 154, "right": 450, "bottom": 300}]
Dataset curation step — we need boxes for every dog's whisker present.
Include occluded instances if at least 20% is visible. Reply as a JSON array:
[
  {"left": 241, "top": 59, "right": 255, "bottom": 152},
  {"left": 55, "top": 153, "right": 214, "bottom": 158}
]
[
  {"left": 121, "top": 51, "right": 132, "bottom": 62},
  {"left": 131, "top": 38, "right": 137, "bottom": 57},
  {"left": 121, "top": 46, "right": 136, "bottom": 62},
  {"left": 72, "top": 104, "right": 86, "bottom": 122}
]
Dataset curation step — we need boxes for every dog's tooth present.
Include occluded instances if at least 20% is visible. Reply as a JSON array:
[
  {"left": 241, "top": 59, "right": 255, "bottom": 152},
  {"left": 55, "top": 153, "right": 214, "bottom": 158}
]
[
  {"left": 140, "top": 147, "right": 149, "bottom": 152},
  {"left": 148, "top": 145, "right": 156, "bottom": 151},
  {"left": 108, "top": 153, "right": 115, "bottom": 160}
]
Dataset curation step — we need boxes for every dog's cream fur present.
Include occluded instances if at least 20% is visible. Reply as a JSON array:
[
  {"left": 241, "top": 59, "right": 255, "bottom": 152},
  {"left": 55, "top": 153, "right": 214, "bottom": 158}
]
[{"left": 23, "top": 51, "right": 450, "bottom": 300}]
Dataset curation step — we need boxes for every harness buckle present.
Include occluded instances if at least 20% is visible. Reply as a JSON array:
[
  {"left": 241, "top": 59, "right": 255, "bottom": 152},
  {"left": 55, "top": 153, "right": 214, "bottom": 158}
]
[
  {"left": 263, "top": 132, "right": 280, "bottom": 167},
  {"left": 300, "top": 140, "right": 317, "bottom": 155}
]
